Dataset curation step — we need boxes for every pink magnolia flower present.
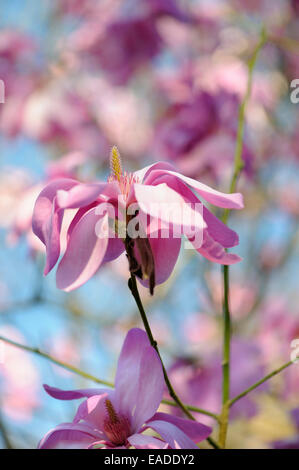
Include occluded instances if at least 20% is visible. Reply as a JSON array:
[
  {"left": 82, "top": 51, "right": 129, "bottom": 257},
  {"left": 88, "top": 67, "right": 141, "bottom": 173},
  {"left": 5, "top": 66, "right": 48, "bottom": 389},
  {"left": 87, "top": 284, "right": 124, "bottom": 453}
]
[
  {"left": 39, "top": 328, "right": 211, "bottom": 449},
  {"left": 32, "top": 147, "right": 243, "bottom": 293}
]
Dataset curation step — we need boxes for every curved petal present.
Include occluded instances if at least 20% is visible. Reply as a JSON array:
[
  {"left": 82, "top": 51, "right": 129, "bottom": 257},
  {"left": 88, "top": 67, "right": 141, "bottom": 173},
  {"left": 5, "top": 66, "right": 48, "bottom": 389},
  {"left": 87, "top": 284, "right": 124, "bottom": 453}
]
[
  {"left": 149, "top": 173, "right": 239, "bottom": 248},
  {"left": 202, "top": 206, "right": 239, "bottom": 248},
  {"left": 148, "top": 413, "right": 212, "bottom": 443},
  {"left": 135, "top": 225, "right": 181, "bottom": 286},
  {"left": 56, "top": 183, "right": 107, "bottom": 209},
  {"left": 145, "top": 169, "right": 244, "bottom": 209},
  {"left": 56, "top": 209, "right": 109, "bottom": 291},
  {"left": 131, "top": 345, "right": 164, "bottom": 431},
  {"left": 114, "top": 329, "right": 153, "bottom": 419},
  {"left": 134, "top": 161, "right": 176, "bottom": 184},
  {"left": 147, "top": 420, "right": 199, "bottom": 449},
  {"left": 32, "top": 179, "right": 77, "bottom": 243},
  {"left": 73, "top": 393, "right": 113, "bottom": 432},
  {"left": 38, "top": 422, "right": 101, "bottom": 449},
  {"left": 128, "top": 433, "right": 169, "bottom": 449},
  {"left": 43, "top": 384, "right": 107, "bottom": 401},
  {"left": 103, "top": 236, "right": 125, "bottom": 263},
  {"left": 56, "top": 181, "right": 121, "bottom": 209},
  {"left": 189, "top": 229, "right": 242, "bottom": 265},
  {"left": 32, "top": 179, "right": 78, "bottom": 274},
  {"left": 134, "top": 183, "right": 206, "bottom": 232}
]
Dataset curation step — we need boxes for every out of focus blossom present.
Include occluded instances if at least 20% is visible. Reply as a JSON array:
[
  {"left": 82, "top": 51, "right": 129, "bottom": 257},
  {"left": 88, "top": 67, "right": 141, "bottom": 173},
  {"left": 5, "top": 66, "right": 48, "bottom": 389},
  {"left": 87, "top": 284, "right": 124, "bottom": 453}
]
[
  {"left": 273, "top": 408, "right": 299, "bottom": 449},
  {"left": 167, "top": 339, "right": 267, "bottom": 424},
  {"left": 0, "top": 327, "right": 40, "bottom": 421}
]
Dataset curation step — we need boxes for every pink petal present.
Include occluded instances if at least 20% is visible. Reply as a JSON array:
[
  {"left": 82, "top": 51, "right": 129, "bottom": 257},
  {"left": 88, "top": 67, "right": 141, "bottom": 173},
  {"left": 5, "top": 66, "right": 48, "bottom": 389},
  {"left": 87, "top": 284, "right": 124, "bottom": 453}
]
[
  {"left": 56, "top": 183, "right": 107, "bottom": 209},
  {"left": 103, "top": 237, "right": 125, "bottom": 263},
  {"left": 73, "top": 393, "right": 112, "bottom": 432},
  {"left": 67, "top": 203, "right": 124, "bottom": 263},
  {"left": 38, "top": 422, "right": 101, "bottom": 449},
  {"left": 150, "top": 173, "right": 239, "bottom": 248},
  {"left": 131, "top": 345, "right": 164, "bottom": 431},
  {"left": 148, "top": 412, "right": 212, "bottom": 443},
  {"left": 189, "top": 229, "right": 242, "bottom": 264},
  {"left": 43, "top": 384, "right": 106, "bottom": 400},
  {"left": 134, "top": 183, "right": 206, "bottom": 232},
  {"left": 146, "top": 169, "right": 244, "bottom": 209},
  {"left": 128, "top": 433, "right": 169, "bottom": 449},
  {"left": 147, "top": 420, "right": 199, "bottom": 449},
  {"left": 32, "top": 179, "right": 77, "bottom": 274},
  {"left": 203, "top": 206, "right": 239, "bottom": 248},
  {"left": 56, "top": 181, "right": 121, "bottom": 209},
  {"left": 114, "top": 329, "right": 151, "bottom": 418},
  {"left": 32, "top": 179, "right": 77, "bottom": 243},
  {"left": 135, "top": 227, "right": 181, "bottom": 286},
  {"left": 56, "top": 208, "right": 109, "bottom": 291},
  {"left": 134, "top": 161, "right": 176, "bottom": 183}
]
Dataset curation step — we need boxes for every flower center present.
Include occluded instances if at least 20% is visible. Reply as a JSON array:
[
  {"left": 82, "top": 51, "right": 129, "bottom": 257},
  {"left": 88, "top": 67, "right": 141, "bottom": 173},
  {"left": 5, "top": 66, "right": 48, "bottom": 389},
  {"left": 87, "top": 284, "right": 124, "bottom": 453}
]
[
  {"left": 108, "top": 146, "right": 139, "bottom": 199},
  {"left": 103, "top": 399, "right": 131, "bottom": 446}
]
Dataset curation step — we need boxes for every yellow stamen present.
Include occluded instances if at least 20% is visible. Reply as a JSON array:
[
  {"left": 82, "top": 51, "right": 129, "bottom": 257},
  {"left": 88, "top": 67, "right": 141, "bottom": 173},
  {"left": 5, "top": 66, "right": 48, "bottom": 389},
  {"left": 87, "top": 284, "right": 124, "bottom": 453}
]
[
  {"left": 110, "top": 146, "right": 122, "bottom": 181},
  {"left": 105, "top": 399, "right": 119, "bottom": 424}
]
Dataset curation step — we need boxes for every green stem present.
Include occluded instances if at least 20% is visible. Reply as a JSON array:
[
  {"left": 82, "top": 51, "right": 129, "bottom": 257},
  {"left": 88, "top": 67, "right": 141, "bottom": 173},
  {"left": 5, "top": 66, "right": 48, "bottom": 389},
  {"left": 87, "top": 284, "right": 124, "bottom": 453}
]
[
  {"left": 0, "top": 334, "right": 218, "bottom": 422},
  {"left": 0, "top": 418, "right": 12, "bottom": 449},
  {"left": 222, "top": 265, "right": 231, "bottom": 406},
  {"left": 229, "top": 361, "right": 294, "bottom": 407},
  {"left": 128, "top": 274, "right": 220, "bottom": 449},
  {"left": 219, "top": 26, "right": 267, "bottom": 448},
  {"left": 162, "top": 399, "right": 219, "bottom": 422},
  {"left": 222, "top": 26, "right": 267, "bottom": 224},
  {"left": 0, "top": 334, "right": 113, "bottom": 387}
]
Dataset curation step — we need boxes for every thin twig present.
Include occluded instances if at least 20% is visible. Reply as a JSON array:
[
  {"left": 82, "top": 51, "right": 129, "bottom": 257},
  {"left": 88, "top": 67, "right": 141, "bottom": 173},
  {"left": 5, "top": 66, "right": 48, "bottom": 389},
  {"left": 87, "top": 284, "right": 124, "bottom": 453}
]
[
  {"left": 218, "top": 26, "right": 267, "bottom": 449},
  {"left": 229, "top": 361, "right": 294, "bottom": 407},
  {"left": 128, "top": 275, "right": 220, "bottom": 449}
]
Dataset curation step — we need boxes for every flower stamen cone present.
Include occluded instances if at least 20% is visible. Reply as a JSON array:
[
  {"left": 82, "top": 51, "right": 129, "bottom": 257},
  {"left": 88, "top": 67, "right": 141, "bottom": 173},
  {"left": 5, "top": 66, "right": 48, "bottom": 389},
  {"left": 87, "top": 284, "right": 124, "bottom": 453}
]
[{"left": 110, "top": 146, "right": 122, "bottom": 181}]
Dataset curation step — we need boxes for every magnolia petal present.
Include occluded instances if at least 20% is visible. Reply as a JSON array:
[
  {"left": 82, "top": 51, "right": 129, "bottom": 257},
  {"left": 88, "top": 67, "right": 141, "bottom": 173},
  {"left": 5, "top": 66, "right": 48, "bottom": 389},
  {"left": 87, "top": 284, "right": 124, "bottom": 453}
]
[
  {"left": 134, "top": 183, "right": 206, "bottom": 232},
  {"left": 128, "top": 433, "right": 169, "bottom": 449},
  {"left": 148, "top": 173, "right": 239, "bottom": 248},
  {"left": 56, "top": 209, "right": 109, "bottom": 291},
  {"left": 32, "top": 179, "right": 78, "bottom": 274},
  {"left": 147, "top": 420, "right": 199, "bottom": 449},
  {"left": 43, "top": 384, "right": 106, "bottom": 400},
  {"left": 134, "top": 161, "right": 176, "bottom": 183},
  {"left": 73, "top": 393, "right": 112, "bottom": 433},
  {"left": 56, "top": 183, "right": 107, "bottom": 209},
  {"left": 148, "top": 412, "right": 212, "bottom": 443},
  {"left": 189, "top": 229, "right": 242, "bottom": 265},
  {"left": 114, "top": 329, "right": 150, "bottom": 418},
  {"left": 146, "top": 169, "right": 244, "bottom": 209},
  {"left": 131, "top": 345, "right": 164, "bottom": 431},
  {"left": 135, "top": 226, "right": 181, "bottom": 286},
  {"left": 38, "top": 422, "right": 101, "bottom": 449}
]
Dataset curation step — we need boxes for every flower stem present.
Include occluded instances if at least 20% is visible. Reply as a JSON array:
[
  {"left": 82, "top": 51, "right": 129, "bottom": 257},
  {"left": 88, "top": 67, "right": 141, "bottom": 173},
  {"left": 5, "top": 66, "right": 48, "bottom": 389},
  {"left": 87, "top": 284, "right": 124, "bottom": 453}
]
[
  {"left": 128, "top": 274, "right": 220, "bottom": 449},
  {"left": 229, "top": 361, "right": 294, "bottom": 407},
  {"left": 0, "top": 334, "right": 113, "bottom": 387},
  {"left": 219, "top": 26, "right": 267, "bottom": 448},
  {"left": 0, "top": 334, "right": 218, "bottom": 422}
]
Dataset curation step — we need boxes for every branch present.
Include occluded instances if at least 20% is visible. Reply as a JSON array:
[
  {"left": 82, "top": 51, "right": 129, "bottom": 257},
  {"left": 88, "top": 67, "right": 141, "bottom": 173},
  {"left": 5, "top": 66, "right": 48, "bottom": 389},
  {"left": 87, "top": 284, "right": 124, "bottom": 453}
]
[{"left": 229, "top": 361, "right": 294, "bottom": 407}]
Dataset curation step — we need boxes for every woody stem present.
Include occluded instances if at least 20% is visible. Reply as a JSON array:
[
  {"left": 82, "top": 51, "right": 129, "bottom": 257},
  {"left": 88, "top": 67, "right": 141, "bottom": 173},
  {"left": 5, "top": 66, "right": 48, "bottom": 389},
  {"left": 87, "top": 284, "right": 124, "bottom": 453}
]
[{"left": 128, "top": 274, "right": 220, "bottom": 449}]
